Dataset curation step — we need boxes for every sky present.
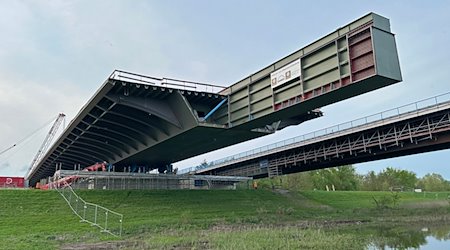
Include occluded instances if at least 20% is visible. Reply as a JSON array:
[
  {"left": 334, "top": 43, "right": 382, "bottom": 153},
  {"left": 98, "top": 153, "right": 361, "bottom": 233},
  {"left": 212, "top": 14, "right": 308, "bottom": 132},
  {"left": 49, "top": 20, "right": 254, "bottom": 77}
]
[{"left": 1, "top": 0, "right": 450, "bottom": 179}]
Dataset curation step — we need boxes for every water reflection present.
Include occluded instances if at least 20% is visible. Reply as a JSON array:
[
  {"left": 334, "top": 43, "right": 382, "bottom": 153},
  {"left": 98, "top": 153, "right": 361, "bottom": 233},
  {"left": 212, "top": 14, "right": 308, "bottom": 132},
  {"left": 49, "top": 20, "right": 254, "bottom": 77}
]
[{"left": 365, "top": 224, "right": 450, "bottom": 249}]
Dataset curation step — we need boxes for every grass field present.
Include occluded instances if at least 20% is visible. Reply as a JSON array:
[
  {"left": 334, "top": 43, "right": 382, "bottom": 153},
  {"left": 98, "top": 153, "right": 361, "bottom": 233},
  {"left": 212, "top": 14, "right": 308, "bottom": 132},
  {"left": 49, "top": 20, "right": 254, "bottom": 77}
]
[
  {"left": 1, "top": 189, "right": 449, "bottom": 249},
  {"left": 301, "top": 190, "right": 450, "bottom": 209}
]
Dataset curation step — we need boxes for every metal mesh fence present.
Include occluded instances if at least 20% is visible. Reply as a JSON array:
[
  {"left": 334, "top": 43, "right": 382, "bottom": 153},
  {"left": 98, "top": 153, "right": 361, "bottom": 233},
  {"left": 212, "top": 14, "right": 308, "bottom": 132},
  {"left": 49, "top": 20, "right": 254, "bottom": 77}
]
[{"left": 55, "top": 182, "right": 123, "bottom": 237}]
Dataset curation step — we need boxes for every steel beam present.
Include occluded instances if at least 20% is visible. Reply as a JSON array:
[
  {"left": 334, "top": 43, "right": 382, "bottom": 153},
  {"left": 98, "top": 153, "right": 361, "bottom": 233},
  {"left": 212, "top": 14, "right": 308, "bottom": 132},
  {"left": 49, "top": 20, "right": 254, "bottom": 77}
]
[
  {"left": 60, "top": 141, "right": 113, "bottom": 160},
  {"left": 69, "top": 131, "right": 125, "bottom": 156},
  {"left": 63, "top": 137, "right": 120, "bottom": 158}
]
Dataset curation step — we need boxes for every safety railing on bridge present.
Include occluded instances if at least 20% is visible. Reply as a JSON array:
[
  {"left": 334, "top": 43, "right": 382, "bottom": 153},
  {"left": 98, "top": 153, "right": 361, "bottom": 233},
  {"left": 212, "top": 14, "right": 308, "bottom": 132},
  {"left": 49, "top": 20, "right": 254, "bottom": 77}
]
[
  {"left": 110, "top": 70, "right": 226, "bottom": 94},
  {"left": 179, "top": 91, "right": 450, "bottom": 174},
  {"left": 53, "top": 181, "right": 123, "bottom": 237}
]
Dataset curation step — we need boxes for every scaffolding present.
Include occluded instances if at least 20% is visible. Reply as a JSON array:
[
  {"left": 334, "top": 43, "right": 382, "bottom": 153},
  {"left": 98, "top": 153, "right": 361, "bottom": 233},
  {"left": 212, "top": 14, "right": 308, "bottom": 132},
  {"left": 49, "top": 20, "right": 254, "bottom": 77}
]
[{"left": 52, "top": 170, "right": 251, "bottom": 191}]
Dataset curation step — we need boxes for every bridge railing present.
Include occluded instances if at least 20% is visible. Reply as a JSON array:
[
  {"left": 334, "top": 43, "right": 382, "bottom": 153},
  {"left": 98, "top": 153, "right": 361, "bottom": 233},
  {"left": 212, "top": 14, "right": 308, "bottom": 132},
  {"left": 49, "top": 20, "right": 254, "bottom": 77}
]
[
  {"left": 109, "top": 70, "right": 226, "bottom": 94},
  {"left": 179, "top": 92, "right": 450, "bottom": 174}
]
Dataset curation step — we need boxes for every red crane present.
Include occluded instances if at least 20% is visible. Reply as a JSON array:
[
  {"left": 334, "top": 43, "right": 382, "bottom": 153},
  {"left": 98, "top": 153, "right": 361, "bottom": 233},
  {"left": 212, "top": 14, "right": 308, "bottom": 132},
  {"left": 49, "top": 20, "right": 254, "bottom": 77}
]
[{"left": 40, "top": 162, "right": 107, "bottom": 190}]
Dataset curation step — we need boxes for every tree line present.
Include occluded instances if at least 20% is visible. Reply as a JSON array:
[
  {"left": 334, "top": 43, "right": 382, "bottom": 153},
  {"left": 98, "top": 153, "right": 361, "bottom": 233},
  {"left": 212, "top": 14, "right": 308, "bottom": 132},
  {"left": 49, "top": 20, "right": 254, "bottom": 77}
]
[{"left": 269, "top": 165, "right": 450, "bottom": 192}]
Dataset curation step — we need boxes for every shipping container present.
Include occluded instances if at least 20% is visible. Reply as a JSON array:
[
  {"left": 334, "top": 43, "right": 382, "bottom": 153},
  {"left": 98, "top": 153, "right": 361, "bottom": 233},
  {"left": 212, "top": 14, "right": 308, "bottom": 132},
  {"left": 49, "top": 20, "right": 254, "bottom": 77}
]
[{"left": 0, "top": 176, "right": 25, "bottom": 188}]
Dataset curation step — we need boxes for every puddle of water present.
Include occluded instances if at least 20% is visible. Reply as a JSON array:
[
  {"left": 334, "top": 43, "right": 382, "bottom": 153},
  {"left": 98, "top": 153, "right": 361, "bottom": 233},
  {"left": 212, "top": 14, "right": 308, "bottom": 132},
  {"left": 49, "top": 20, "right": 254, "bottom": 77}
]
[
  {"left": 420, "top": 236, "right": 450, "bottom": 250},
  {"left": 362, "top": 224, "right": 450, "bottom": 249}
]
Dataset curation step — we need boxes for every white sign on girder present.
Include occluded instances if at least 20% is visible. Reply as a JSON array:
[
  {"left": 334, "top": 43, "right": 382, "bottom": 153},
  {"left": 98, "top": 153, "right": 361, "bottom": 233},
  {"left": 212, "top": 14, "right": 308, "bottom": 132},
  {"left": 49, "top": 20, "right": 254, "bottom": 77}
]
[{"left": 270, "top": 59, "right": 301, "bottom": 89}]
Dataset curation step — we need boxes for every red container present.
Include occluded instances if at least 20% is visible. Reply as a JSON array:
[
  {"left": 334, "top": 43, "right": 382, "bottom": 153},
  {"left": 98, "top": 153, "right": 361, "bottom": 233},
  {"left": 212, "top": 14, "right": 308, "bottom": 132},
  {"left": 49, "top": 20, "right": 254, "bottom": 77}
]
[{"left": 0, "top": 176, "right": 25, "bottom": 188}]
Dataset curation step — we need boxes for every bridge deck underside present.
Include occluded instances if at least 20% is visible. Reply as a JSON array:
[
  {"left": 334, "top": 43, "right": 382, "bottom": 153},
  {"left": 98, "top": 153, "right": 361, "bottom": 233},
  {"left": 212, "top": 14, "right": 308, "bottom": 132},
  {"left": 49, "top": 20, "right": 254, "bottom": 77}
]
[
  {"left": 27, "top": 76, "right": 321, "bottom": 187},
  {"left": 27, "top": 79, "right": 227, "bottom": 186}
]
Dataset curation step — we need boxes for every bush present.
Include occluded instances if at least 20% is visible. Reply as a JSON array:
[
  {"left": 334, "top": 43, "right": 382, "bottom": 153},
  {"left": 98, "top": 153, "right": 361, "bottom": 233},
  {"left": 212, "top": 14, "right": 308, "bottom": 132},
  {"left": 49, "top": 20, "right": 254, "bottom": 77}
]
[{"left": 372, "top": 192, "right": 400, "bottom": 209}]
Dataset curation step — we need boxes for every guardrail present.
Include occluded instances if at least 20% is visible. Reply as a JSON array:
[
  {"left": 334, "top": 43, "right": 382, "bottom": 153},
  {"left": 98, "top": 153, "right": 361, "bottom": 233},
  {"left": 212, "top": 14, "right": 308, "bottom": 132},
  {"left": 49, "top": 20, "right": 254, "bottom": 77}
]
[
  {"left": 179, "top": 91, "right": 450, "bottom": 174},
  {"left": 110, "top": 70, "right": 226, "bottom": 94},
  {"left": 54, "top": 181, "right": 123, "bottom": 237}
]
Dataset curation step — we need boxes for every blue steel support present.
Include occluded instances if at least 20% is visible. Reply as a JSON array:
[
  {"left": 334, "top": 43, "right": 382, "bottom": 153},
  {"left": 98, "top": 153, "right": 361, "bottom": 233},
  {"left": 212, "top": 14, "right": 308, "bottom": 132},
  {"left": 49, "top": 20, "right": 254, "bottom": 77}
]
[{"left": 203, "top": 98, "right": 228, "bottom": 121}]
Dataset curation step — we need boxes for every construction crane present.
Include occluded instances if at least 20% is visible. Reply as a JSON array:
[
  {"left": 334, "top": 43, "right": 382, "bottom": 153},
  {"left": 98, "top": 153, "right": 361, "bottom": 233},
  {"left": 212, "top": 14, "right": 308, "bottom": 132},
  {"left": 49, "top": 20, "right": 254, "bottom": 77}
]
[
  {"left": 0, "top": 144, "right": 17, "bottom": 156},
  {"left": 25, "top": 113, "right": 66, "bottom": 180}
]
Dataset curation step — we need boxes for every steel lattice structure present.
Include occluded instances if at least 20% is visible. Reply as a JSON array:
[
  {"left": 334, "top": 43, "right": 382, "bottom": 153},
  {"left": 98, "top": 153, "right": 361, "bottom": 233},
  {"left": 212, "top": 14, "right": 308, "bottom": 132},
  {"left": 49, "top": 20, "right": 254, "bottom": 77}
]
[{"left": 197, "top": 98, "right": 450, "bottom": 178}]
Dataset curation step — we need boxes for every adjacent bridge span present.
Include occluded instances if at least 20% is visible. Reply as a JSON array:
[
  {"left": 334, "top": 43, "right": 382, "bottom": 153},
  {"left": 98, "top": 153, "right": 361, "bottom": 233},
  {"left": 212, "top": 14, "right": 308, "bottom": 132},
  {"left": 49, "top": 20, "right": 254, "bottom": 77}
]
[{"left": 191, "top": 93, "right": 450, "bottom": 178}]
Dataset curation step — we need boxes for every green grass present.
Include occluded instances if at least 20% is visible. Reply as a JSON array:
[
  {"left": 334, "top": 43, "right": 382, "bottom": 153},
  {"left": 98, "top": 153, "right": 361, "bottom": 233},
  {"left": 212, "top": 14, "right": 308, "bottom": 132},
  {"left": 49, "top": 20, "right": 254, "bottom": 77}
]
[
  {"left": 301, "top": 190, "right": 450, "bottom": 209},
  {"left": 142, "top": 226, "right": 369, "bottom": 250},
  {"left": 1, "top": 189, "right": 450, "bottom": 249},
  {"left": 75, "top": 189, "right": 317, "bottom": 231},
  {"left": 0, "top": 190, "right": 102, "bottom": 250}
]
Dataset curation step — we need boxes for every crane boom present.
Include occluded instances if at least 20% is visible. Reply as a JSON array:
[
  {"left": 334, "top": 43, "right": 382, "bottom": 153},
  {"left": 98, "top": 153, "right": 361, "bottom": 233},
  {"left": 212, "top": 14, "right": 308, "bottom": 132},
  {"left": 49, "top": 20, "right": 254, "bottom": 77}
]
[
  {"left": 0, "top": 144, "right": 17, "bottom": 156},
  {"left": 25, "top": 113, "right": 66, "bottom": 180}
]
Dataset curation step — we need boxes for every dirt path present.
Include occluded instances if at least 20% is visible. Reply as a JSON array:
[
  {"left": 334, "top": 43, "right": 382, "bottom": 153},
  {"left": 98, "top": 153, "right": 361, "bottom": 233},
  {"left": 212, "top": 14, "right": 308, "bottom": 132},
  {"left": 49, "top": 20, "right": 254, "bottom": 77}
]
[{"left": 60, "top": 241, "right": 147, "bottom": 250}]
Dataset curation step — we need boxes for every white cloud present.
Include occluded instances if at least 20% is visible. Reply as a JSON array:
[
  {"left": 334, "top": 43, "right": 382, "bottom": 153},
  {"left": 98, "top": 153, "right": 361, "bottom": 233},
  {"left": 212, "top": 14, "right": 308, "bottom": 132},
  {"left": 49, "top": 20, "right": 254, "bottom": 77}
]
[{"left": 0, "top": 69, "right": 90, "bottom": 176}]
